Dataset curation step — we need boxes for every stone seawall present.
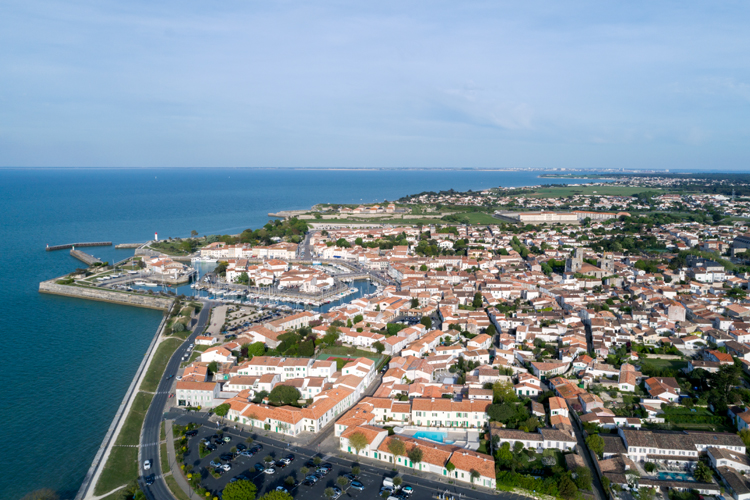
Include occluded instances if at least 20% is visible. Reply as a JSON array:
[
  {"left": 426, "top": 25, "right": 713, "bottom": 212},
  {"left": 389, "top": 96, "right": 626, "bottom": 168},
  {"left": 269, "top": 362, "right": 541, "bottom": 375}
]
[{"left": 39, "top": 281, "right": 173, "bottom": 310}]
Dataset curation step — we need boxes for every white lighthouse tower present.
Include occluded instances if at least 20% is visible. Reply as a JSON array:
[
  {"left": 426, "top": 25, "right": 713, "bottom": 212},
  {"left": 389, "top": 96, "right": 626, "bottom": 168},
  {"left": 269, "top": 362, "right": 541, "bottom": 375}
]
[{"left": 154, "top": 232, "right": 158, "bottom": 241}]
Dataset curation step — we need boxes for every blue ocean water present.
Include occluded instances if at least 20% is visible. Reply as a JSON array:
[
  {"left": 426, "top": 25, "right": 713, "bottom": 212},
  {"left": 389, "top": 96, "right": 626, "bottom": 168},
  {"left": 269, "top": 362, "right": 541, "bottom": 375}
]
[{"left": 0, "top": 168, "right": 599, "bottom": 499}]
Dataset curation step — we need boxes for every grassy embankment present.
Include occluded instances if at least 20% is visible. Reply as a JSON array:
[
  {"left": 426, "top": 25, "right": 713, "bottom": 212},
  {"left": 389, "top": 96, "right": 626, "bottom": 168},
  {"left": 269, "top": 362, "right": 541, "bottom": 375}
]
[{"left": 94, "top": 335, "right": 185, "bottom": 494}]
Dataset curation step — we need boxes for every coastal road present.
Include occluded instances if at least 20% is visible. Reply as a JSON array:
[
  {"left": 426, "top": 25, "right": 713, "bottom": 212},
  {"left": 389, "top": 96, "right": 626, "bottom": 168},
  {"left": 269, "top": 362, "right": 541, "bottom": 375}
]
[{"left": 139, "top": 302, "right": 212, "bottom": 500}]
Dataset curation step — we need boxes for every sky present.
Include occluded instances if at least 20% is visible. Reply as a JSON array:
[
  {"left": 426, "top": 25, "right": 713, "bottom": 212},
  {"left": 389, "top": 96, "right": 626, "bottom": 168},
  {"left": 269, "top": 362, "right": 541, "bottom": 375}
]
[{"left": 1, "top": 1, "right": 749, "bottom": 170}]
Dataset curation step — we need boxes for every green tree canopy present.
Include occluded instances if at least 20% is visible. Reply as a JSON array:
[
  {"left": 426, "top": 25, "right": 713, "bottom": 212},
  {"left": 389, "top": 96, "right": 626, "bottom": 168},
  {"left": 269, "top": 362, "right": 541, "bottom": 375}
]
[
  {"left": 348, "top": 431, "right": 369, "bottom": 455},
  {"left": 259, "top": 491, "right": 293, "bottom": 500},
  {"left": 246, "top": 342, "right": 266, "bottom": 358},
  {"left": 420, "top": 316, "right": 432, "bottom": 329},
  {"left": 269, "top": 385, "right": 301, "bottom": 405},
  {"left": 387, "top": 438, "right": 406, "bottom": 457},
  {"left": 407, "top": 446, "right": 423, "bottom": 465},
  {"left": 223, "top": 479, "right": 258, "bottom": 500},
  {"left": 214, "top": 403, "right": 231, "bottom": 417},
  {"left": 586, "top": 434, "right": 604, "bottom": 458}
]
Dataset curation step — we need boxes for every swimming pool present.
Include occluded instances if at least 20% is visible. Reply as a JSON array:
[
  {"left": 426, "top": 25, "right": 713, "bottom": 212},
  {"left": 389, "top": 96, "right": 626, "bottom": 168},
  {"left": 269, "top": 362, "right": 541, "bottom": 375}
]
[
  {"left": 657, "top": 472, "right": 694, "bottom": 482},
  {"left": 412, "top": 431, "right": 455, "bottom": 444}
]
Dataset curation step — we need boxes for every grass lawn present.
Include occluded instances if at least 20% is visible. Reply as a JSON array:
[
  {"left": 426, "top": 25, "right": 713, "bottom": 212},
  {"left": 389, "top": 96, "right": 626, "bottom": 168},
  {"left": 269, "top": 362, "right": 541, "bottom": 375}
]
[
  {"left": 164, "top": 474, "right": 191, "bottom": 500},
  {"left": 461, "top": 212, "right": 505, "bottom": 224},
  {"left": 641, "top": 358, "right": 687, "bottom": 370},
  {"left": 317, "top": 346, "right": 381, "bottom": 361},
  {"left": 117, "top": 392, "right": 154, "bottom": 446},
  {"left": 141, "top": 338, "right": 183, "bottom": 392},
  {"left": 161, "top": 442, "right": 169, "bottom": 474},
  {"left": 527, "top": 185, "right": 661, "bottom": 198},
  {"left": 94, "top": 446, "right": 138, "bottom": 495},
  {"left": 161, "top": 421, "right": 166, "bottom": 441},
  {"left": 477, "top": 439, "right": 488, "bottom": 454},
  {"left": 97, "top": 488, "right": 131, "bottom": 500}
]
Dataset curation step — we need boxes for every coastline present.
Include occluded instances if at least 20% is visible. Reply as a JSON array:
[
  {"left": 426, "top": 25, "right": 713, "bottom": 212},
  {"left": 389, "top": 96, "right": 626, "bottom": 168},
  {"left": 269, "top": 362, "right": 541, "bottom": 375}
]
[{"left": 75, "top": 301, "right": 174, "bottom": 500}]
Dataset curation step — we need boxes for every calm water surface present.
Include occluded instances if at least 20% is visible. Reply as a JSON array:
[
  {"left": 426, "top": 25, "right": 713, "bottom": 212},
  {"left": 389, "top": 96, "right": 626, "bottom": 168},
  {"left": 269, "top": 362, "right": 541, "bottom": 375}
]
[{"left": 0, "top": 168, "right": 601, "bottom": 499}]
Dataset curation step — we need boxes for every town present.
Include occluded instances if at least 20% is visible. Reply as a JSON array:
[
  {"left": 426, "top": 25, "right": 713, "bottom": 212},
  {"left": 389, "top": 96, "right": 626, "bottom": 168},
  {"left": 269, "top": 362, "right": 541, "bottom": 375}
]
[{"left": 141, "top": 181, "right": 750, "bottom": 500}]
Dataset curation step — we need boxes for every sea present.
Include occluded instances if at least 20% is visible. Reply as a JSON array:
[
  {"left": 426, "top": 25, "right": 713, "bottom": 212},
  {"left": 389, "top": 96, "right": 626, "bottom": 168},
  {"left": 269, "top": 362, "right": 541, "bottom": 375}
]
[{"left": 0, "top": 168, "right": 604, "bottom": 500}]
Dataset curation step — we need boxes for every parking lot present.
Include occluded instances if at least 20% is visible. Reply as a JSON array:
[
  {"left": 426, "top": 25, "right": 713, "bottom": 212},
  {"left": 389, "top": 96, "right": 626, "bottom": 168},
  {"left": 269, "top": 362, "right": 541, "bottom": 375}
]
[{"left": 183, "top": 425, "right": 436, "bottom": 500}]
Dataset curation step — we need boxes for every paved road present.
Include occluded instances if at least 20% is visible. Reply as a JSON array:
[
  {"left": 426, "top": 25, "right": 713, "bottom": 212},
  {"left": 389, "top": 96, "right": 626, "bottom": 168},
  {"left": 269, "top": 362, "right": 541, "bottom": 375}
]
[
  {"left": 139, "top": 302, "right": 212, "bottom": 500},
  {"left": 570, "top": 416, "right": 606, "bottom": 500}
]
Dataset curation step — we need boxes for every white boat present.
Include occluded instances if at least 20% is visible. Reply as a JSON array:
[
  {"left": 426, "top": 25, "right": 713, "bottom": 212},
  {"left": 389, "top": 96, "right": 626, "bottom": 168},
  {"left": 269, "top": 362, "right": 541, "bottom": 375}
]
[{"left": 142, "top": 282, "right": 158, "bottom": 287}]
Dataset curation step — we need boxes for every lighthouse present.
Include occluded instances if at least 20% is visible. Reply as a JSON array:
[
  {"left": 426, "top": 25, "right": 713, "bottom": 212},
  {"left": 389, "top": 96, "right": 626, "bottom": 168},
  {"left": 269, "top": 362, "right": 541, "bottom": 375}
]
[{"left": 154, "top": 232, "right": 158, "bottom": 241}]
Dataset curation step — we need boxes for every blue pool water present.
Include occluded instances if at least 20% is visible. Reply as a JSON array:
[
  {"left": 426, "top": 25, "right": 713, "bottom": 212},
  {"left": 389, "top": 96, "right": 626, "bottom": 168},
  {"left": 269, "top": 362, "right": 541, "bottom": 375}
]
[
  {"left": 413, "top": 431, "right": 454, "bottom": 444},
  {"left": 657, "top": 472, "right": 694, "bottom": 482}
]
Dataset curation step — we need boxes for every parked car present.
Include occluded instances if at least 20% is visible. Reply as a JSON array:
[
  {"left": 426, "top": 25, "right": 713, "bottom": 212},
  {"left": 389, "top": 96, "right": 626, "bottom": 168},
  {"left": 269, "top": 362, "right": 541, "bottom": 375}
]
[
  {"left": 254, "top": 463, "right": 266, "bottom": 472},
  {"left": 343, "top": 473, "right": 357, "bottom": 482},
  {"left": 276, "top": 487, "right": 289, "bottom": 494},
  {"left": 206, "top": 444, "right": 217, "bottom": 451},
  {"left": 276, "top": 460, "right": 288, "bottom": 468},
  {"left": 264, "top": 466, "right": 276, "bottom": 475},
  {"left": 284, "top": 454, "right": 295, "bottom": 462},
  {"left": 220, "top": 463, "right": 232, "bottom": 472},
  {"left": 402, "top": 486, "right": 414, "bottom": 496},
  {"left": 220, "top": 453, "right": 234, "bottom": 461},
  {"left": 185, "top": 430, "right": 198, "bottom": 437},
  {"left": 223, "top": 436, "right": 232, "bottom": 443},
  {"left": 240, "top": 451, "right": 253, "bottom": 457},
  {"left": 236, "top": 443, "right": 247, "bottom": 451},
  {"left": 331, "top": 487, "right": 342, "bottom": 500},
  {"left": 144, "top": 474, "right": 155, "bottom": 485},
  {"left": 143, "top": 460, "right": 151, "bottom": 470},
  {"left": 350, "top": 481, "right": 365, "bottom": 491}
]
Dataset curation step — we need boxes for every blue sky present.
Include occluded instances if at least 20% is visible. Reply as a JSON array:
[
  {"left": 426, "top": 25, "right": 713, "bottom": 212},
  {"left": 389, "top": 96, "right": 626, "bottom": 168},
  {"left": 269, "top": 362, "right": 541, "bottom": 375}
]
[{"left": 1, "top": 1, "right": 749, "bottom": 169}]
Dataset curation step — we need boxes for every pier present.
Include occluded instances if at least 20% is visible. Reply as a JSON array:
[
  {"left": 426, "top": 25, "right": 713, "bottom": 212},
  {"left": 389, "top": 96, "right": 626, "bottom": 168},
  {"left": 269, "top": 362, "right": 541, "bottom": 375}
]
[
  {"left": 114, "top": 243, "right": 145, "bottom": 249},
  {"left": 71, "top": 249, "right": 103, "bottom": 266},
  {"left": 46, "top": 241, "right": 112, "bottom": 251}
]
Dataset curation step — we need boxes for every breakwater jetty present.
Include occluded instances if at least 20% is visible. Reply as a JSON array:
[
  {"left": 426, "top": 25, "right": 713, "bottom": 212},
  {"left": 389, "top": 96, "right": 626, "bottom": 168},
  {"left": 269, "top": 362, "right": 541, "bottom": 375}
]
[
  {"left": 71, "top": 249, "right": 102, "bottom": 265},
  {"left": 39, "top": 280, "right": 172, "bottom": 310},
  {"left": 115, "top": 243, "right": 145, "bottom": 249},
  {"left": 46, "top": 241, "right": 112, "bottom": 251}
]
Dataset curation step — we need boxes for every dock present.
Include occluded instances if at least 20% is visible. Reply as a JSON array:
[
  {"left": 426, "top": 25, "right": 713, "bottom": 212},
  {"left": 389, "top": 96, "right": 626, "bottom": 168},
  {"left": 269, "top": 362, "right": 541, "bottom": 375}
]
[
  {"left": 46, "top": 241, "right": 112, "bottom": 251},
  {"left": 71, "top": 249, "right": 102, "bottom": 266},
  {"left": 114, "top": 243, "right": 145, "bottom": 249}
]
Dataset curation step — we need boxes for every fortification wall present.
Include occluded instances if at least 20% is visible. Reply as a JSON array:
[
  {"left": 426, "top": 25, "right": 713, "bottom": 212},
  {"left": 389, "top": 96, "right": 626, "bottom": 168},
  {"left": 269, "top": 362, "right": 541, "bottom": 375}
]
[{"left": 39, "top": 281, "right": 172, "bottom": 310}]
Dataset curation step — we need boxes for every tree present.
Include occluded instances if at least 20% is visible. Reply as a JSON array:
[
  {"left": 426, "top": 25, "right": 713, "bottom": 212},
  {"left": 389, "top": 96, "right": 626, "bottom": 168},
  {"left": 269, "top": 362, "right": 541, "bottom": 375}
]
[
  {"left": 586, "top": 434, "right": 604, "bottom": 458},
  {"left": 324, "top": 488, "right": 336, "bottom": 500},
  {"left": 348, "top": 431, "right": 369, "bottom": 456},
  {"left": 269, "top": 385, "right": 301, "bottom": 405},
  {"left": 214, "top": 403, "right": 230, "bottom": 417},
  {"left": 574, "top": 467, "right": 592, "bottom": 490},
  {"left": 337, "top": 476, "right": 350, "bottom": 488},
  {"left": 497, "top": 442, "right": 513, "bottom": 466},
  {"left": 245, "top": 342, "right": 266, "bottom": 358},
  {"left": 695, "top": 462, "right": 713, "bottom": 483},
  {"left": 472, "top": 292, "right": 483, "bottom": 309},
  {"left": 352, "top": 465, "right": 360, "bottom": 476},
  {"left": 223, "top": 479, "right": 257, "bottom": 500},
  {"left": 264, "top": 455, "right": 274, "bottom": 464},
  {"left": 259, "top": 491, "right": 292, "bottom": 500},
  {"left": 741, "top": 429, "right": 750, "bottom": 449},
  {"left": 313, "top": 456, "right": 322, "bottom": 465},
  {"left": 373, "top": 341, "right": 385, "bottom": 354},
  {"left": 407, "top": 446, "right": 423, "bottom": 466},
  {"left": 21, "top": 490, "right": 59, "bottom": 500},
  {"left": 486, "top": 324, "right": 496, "bottom": 336},
  {"left": 469, "top": 469, "right": 480, "bottom": 484},
  {"left": 639, "top": 487, "right": 656, "bottom": 500},
  {"left": 710, "top": 364, "right": 741, "bottom": 412},
  {"left": 324, "top": 325, "right": 340, "bottom": 346},
  {"left": 411, "top": 297, "right": 420, "bottom": 308},
  {"left": 300, "top": 467, "right": 310, "bottom": 476},
  {"left": 393, "top": 477, "right": 403, "bottom": 487},
  {"left": 208, "top": 361, "right": 219, "bottom": 374},
  {"left": 285, "top": 476, "right": 296, "bottom": 487},
  {"left": 191, "top": 230, "right": 199, "bottom": 238},
  {"left": 420, "top": 316, "right": 432, "bottom": 329},
  {"left": 492, "top": 381, "right": 518, "bottom": 404},
  {"left": 388, "top": 438, "right": 406, "bottom": 459},
  {"left": 558, "top": 476, "right": 578, "bottom": 499},
  {"left": 644, "top": 462, "right": 657, "bottom": 473}
]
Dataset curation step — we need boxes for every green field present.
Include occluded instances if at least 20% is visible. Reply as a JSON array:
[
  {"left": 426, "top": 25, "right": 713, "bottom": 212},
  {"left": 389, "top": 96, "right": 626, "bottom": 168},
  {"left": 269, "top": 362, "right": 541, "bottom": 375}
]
[
  {"left": 164, "top": 474, "right": 191, "bottom": 500},
  {"left": 316, "top": 347, "right": 381, "bottom": 362},
  {"left": 141, "top": 338, "right": 183, "bottom": 392},
  {"left": 94, "top": 446, "right": 139, "bottom": 495},
  {"left": 527, "top": 185, "right": 662, "bottom": 198},
  {"left": 640, "top": 358, "right": 687, "bottom": 369},
  {"left": 161, "top": 442, "right": 169, "bottom": 474},
  {"left": 94, "top": 391, "right": 154, "bottom": 494}
]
